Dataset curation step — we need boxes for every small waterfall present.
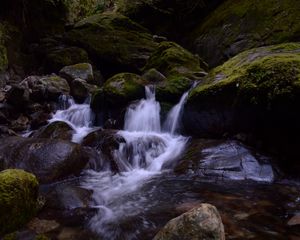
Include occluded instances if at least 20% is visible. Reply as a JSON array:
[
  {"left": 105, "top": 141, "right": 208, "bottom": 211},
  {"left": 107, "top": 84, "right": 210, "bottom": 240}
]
[
  {"left": 50, "top": 95, "right": 94, "bottom": 142},
  {"left": 163, "top": 82, "right": 197, "bottom": 135},
  {"left": 84, "top": 86, "right": 189, "bottom": 239},
  {"left": 124, "top": 86, "right": 161, "bottom": 132}
]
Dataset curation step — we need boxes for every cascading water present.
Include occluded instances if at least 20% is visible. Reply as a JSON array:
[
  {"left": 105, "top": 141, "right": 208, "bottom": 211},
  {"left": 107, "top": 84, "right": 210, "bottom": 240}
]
[
  {"left": 82, "top": 86, "right": 189, "bottom": 239},
  {"left": 50, "top": 95, "right": 95, "bottom": 142}
]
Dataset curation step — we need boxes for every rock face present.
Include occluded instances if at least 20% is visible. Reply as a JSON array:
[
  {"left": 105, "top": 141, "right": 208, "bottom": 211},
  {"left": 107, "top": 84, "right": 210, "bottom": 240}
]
[
  {"left": 0, "top": 169, "right": 39, "bottom": 235},
  {"left": 144, "top": 41, "right": 207, "bottom": 102},
  {"left": 0, "top": 137, "right": 89, "bottom": 183},
  {"left": 65, "top": 12, "right": 157, "bottom": 76},
  {"left": 153, "top": 203, "right": 225, "bottom": 240},
  {"left": 175, "top": 139, "right": 274, "bottom": 182},
  {"left": 184, "top": 43, "right": 300, "bottom": 174},
  {"left": 189, "top": 0, "right": 300, "bottom": 67}
]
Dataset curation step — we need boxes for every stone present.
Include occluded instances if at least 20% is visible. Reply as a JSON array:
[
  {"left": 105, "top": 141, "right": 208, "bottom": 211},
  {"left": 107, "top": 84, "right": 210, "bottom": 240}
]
[
  {"left": 0, "top": 169, "right": 39, "bottom": 235},
  {"left": 27, "top": 218, "right": 60, "bottom": 234},
  {"left": 0, "top": 137, "right": 89, "bottom": 183},
  {"left": 153, "top": 203, "right": 225, "bottom": 240},
  {"left": 288, "top": 215, "right": 300, "bottom": 226},
  {"left": 59, "top": 63, "right": 94, "bottom": 84}
]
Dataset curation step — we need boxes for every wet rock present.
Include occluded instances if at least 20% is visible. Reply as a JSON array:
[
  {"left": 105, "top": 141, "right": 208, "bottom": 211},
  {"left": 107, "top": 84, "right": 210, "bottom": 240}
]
[
  {"left": 142, "top": 68, "right": 166, "bottom": 83},
  {"left": 82, "top": 128, "right": 126, "bottom": 171},
  {"left": 0, "top": 125, "right": 18, "bottom": 138},
  {"left": 6, "top": 84, "right": 30, "bottom": 107},
  {"left": 184, "top": 42, "right": 300, "bottom": 175},
  {"left": 65, "top": 12, "right": 157, "bottom": 76},
  {"left": 176, "top": 139, "right": 274, "bottom": 182},
  {"left": 71, "top": 78, "right": 99, "bottom": 103},
  {"left": 0, "top": 169, "right": 39, "bottom": 235},
  {"left": 32, "top": 121, "right": 74, "bottom": 141},
  {"left": 59, "top": 63, "right": 94, "bottom": 84},
  {"left": 10, "top": 114, "right": 30, "bottom": 132},
  {"left": 0, "top": 137, "right": 89, "bottom": 183},
  {"left": 288, "top": 215, "right": 300, "bottom": 226},
  {"left": 154, "top": 203, "right": 225, "bottom": 240}
]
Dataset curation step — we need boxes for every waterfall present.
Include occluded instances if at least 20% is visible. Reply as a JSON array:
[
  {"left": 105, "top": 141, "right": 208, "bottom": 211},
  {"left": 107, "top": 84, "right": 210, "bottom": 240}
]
[
  {"left": 83, "top": 86, "right": 189, "bottom": 239},
  {"left": 49, "top": 95, "right": 95, "bottom": 142},
  {"left": 163, "top": 82, "right": 197, "bottom": 134}
]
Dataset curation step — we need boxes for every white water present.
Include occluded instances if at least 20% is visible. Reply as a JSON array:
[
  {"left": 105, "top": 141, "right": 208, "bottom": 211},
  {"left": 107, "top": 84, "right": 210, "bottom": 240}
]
[
  {"left": 81, "top": 86, "right": 189, "bottom": 239},
  {"left": 50, "top": 95, "right": 95, "bottom": 142}
]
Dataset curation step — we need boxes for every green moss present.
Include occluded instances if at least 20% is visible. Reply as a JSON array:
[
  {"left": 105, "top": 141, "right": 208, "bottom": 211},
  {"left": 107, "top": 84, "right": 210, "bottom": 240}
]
[
  {"left": 190, "top": 0, "right": 300, "bottom": 67},
  {"left": 0, "top": 169, "right": 39, "bottom": 235},
  {"left": 189, "top": 43, "right": 300, "bottom": 110},
  {"left": 103, "top": 72, "right": 146, "bottom": 104},
  {"left": 66, "top": 12, "right": 157, "bottom": 73},
  {"left": 0, "top": 24, "right": 8, "bottom": 72}
]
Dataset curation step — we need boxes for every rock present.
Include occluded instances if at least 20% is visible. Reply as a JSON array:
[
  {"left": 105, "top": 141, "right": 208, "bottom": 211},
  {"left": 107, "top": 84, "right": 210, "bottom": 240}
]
[
  {"left": 91, "top": 73, "right": 146, "bottom": 124},
  {"left": 175, "top": 139, "right": 275, "bottom": 182},
  {"left": 288, "top": 215, "right": 300, "bottom": 226},
  {"left": 45, "top": 47, "right": 90, "bottom": 73},
  {"left": 184, "top": 43, "right": 300, "bottom": 174},
  {"left": 82, "top": 128, "right": 126, "bottom": 171},
  {"left": 6, "top": 84, "right": 30, "bottom": 107},
  {"left": 0, "top": 125, "right": 18, "bottom": 138},
  {"left": 59, "top": 63, "right": 94, "bottom": 84},
  {"left": 32, "top": 121, "right": 74, "bottom": 141},
  {"left": 189, "top": 0, "right": 300, "bottom": 67},
  {"left": 143, "top": 41, "right": 207, "bottom": 102},
  {"left": 27, "top": 218, "right": 60, "bottom": 234},
  {"left": 153, "top": 203, "right": 225, "bottom": 240},
  {"left": 21, "top": 75, "right": 70, "bottom": 102},
  {"left": 10, "top": 114, "right": 30, "bottom": 132},
  {"left": 0, "top": 137, "right": 89, "bottom": 183},
  {"left": 71, "top": 78, "right": 99, "bottom": 103},
  {"left": 0, "top": 169, "right": 39, "bottom": 235},
  {"left": 142, "top": 68, "right": 167, "bottom": 83},
  {"left": 65, "top": 12, "right": 157, "bottom": 76},
  {"left": 0, "top": 23, "right": 8, "bottom": 73}
]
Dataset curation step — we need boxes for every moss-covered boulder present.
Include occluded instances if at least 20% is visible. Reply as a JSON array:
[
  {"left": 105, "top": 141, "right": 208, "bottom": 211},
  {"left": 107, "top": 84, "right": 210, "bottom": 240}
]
[
  {"left": 44, "top": 46, "right": 89, "bottom": 73},
  {"left": 65, "top": 12, "right": 157, "bottom": 76},
  {"left": 144, "top": 41, "right": 207, "bottom": 102},
  {"left": 59, "top": 63, "right": 94, "bottom": 84},
  {"left": 184, "top": 43, "right": 300, "bottom": 174},
  {"left": 189, "top": 0, "right": 300, "bottom": 67},
  {"left": 0, "top": 169, "right": 39, "bottom": 235}
]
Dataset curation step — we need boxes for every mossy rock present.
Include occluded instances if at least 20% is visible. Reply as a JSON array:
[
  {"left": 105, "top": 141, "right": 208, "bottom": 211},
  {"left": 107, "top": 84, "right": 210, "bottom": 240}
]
[
  {"left": 0, "top": 169, "right": 39, "bottom": 235},
  {"left": 188, "top": 42, "right": 300, "bottom": 109},
  {"left": 189, "top": 0, "right": 300, "bottom": 67},
  {"left": 185, "top": 43, "right": 300, "bottom": 174},
  {"left": 144, "top": 41, "right": 207, "bottom": 102},
  {"left": 65, "top": 12, "right": 157, "bottom": 76},
  {"left": 45, "top": 47, "right": 89, "bottom": 73},
  {"left": 102, "top": 72, "right": 146, "bottom": 105}
]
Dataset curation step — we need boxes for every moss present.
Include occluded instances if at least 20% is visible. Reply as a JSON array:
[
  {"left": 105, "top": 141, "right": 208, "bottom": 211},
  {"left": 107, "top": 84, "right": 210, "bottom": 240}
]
[
  {"left": 103, "top": 72, "right": 146, "bottom": 104},
  {"left": 190, "top": 0, "right": 300, "bottom": 67},
  {"left": 0, "top": 169, "right": 39, "bottom": 235},
  {"left": 65, "top": 12, "right": 157, "bottom": 74},
  {"left": 0, "top": 24, "right": 8, "bottom": 72},
  {"left": 189, "top": 43, "right": 300, "bottom": 110}
]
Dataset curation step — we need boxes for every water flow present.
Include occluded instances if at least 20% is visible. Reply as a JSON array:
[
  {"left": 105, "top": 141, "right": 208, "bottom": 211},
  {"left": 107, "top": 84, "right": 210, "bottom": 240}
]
[
  {"left": 50, "top": 95, "right": 94, "bottom": 142},
  {"left": 163, "top": 82, "right": 197, "bottom": 134},
  {"left": 84, "top": 86, "right": 189, "bottom": 239}
]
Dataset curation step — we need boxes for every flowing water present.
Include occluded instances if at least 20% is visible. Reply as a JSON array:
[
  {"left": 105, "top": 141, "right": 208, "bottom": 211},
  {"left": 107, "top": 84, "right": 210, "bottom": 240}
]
[{"left": 44, "top": 87, "right": 300, "bottom": 240}]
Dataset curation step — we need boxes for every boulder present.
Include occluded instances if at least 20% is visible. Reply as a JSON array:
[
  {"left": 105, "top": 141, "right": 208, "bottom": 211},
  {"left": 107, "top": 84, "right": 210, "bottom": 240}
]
[
  {"left": 175, "top": 139, "right": 274, "bottom": 182},
  {"left": 153, "top": 203, "right": 225, "bottom": 240},
  {"left": 65, "top": 12, "right": 157, "bottom": 76},
  {"left": 32, "top": 121, "right": 74, "bottom": 141},
  {"left": 189, "top": 0, "right": 300, "bottom": 67},
  {"left": 144, "top": 41, "right": 207, "bottom": 102},
  {"left": 0, "top": 137, "right": 89, "bottom": 183},
  {"left": 71, "top": 78, "right": 99, "bottom": 103},
  {"left": 59, "top": 63, "right": 94, "bottom": 84},
  {"left": 0, "top": 169, "right": 39, "bottom": 235},
  {"left": 184, "top": 43, "right": 300, "bottom": 174},
  {"left": 82, "top": 128, "right": 126, "bottom": 171},
  {"left": 21, "top": 74, "right": 70, "bottom": 102},
  {"left": 44, "top": 46, "right": 90, "bottom": 73}
]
